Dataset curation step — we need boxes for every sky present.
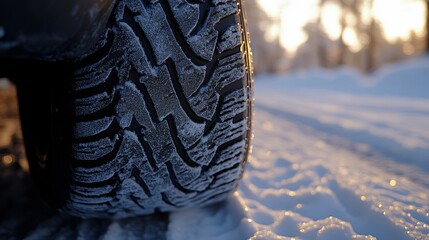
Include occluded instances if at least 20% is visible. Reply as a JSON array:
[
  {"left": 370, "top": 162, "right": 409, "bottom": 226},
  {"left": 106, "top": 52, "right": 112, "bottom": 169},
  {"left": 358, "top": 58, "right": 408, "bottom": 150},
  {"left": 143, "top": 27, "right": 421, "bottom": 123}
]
[{"left": 257, "top": 0, "right": 426, "bottom": 54}]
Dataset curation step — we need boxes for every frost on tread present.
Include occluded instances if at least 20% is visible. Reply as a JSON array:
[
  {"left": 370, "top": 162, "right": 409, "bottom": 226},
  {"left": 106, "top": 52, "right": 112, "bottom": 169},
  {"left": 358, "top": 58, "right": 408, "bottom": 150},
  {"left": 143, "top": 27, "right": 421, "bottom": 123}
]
[{"left": 66, "top": 0, "right": 251, "bottom": 218}]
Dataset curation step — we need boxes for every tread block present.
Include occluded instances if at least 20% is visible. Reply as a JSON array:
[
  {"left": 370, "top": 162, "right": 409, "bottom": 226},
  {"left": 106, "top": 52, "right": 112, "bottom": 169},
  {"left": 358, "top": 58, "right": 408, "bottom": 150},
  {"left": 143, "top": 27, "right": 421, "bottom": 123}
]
[
  {"left": 73, "top": 135, "right": 119, "bottom": 161},
  {"left": 74, "top": 117, "right": 115, "bottom": 138},
  {"left": 74, "top": 91, "right": 116, "bottom": 116},
  {"left": 116, "top": 82, "right": 154, "bottom": 130},
  {"left": 188, "top": 52, "right": 245, "bottom": 120},
  {"left": 186, "top": 0, "right": 239, "bottom": 60},
  {"left": 218, "top": 24, "right": 242, "bottom": 53},
  {"left": 167, "top": 0, "right": 200, "bottom": 36}
]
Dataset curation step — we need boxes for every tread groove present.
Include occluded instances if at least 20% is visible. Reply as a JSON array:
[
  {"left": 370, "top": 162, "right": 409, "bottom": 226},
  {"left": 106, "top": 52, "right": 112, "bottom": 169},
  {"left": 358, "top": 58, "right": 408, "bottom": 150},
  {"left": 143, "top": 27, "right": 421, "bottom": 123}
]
[
  {"left": 203, "top": 83, "right": 243, "bottom": 135},
  {"left": 71, "top": 173, "right": 119, "bottom": 188},
  {"left": 73, "top": 30, "right": 114, "bottom": 69},
  {"left": 131, "top": 195, "right": 146, "bottom": 209},
  {"left": 73, "top": 117, "right": 120, "bottom": 142},
  {"left": 189, "top": 37, "right": 239, "bottom": 97},
  {"left": 70, "top": 188, "right": 116, "bottom": 199},
  {"left": 165, "top": 161, "right": 193, "bottom": 194},
  {"left": 131, "top": 165, "right": 153, "bottom": 197},
  {"left": 72, "top": 134, "right": 123, "bottom": 167},
  {"left": 72, "top": 68, "right": 117, "bottom": 98},
  {"left": 135, "top": 74, "right": 160, "bottom": 124},
  {"left": 73, "top": 90, "right": 120, "bottom": 122},
  {"left": 160, "top": 1, "right": 207, "bottom": 65},
  {"left": 211, "top": 162, "right": 240, "bottom": 179},
  {"left": 208, "top": 136, "right": 244, "bottom": 168},
  {"left": 161, "top": 193, "right": 177, "bottom": 207},
  {"left": 166, "top": 115, "right": 199, "bottom": 168},
  {"left": 165, "top": 59, "right": 205, "bottom": 123},
  {"left": 190, "top": 1, "right": 212, "bottom": 36},
  {"left": 122, "top": 7, "right": 158, "bottom": 67},
  {"left": 129, "top": 117, "right": 159, "bottom": 172}
]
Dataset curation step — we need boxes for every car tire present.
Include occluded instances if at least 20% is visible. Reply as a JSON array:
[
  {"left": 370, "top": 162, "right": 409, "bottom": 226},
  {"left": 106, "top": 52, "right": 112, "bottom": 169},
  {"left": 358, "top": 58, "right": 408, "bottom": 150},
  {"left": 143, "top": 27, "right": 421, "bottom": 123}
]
[{"left": 16, "top": 0, "right": 253, "bottom": 218}]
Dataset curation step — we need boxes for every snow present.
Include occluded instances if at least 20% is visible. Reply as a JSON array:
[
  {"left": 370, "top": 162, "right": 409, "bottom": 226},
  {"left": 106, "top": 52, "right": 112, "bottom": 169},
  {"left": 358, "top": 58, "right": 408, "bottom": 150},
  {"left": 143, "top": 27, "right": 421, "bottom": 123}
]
[
  {"left": 1, "top": 57, "right": 429, "bottom": 239},
  {"left": 169, "top": 57, "right": 429, "bottom": 239}
]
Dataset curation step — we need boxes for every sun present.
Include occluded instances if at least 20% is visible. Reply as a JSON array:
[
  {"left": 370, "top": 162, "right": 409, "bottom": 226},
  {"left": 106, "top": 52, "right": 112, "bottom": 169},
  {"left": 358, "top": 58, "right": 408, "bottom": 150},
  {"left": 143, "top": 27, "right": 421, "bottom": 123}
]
[{"left": 373, "top": 0, "right": 426, "bottom": 42}]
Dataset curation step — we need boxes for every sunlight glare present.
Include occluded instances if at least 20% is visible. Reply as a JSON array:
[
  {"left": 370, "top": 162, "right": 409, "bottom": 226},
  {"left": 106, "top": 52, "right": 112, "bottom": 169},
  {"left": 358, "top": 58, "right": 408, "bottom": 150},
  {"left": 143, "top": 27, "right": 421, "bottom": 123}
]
[
  {"left": 373, "top": 0, "right": 425, "bottom": 41},
  {"left": 321, "top": 2, "right": 342, "bottom": 40},
  {"left": 280, "top": 0, "right": 319, "bottom": 54},
  {"left": 257, "top": 0, "right": 425, "bottom": 53},
  {"left": 343, "top": 27, "right": 362, "bottom": 52},
  {"left": 257, "top": 0, "right": 319, "bottom": 54}
]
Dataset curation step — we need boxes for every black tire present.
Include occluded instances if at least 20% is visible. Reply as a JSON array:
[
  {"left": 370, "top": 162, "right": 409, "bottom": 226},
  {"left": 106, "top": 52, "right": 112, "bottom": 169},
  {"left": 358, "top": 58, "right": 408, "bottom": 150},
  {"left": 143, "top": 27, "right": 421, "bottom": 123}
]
[{"left": 17, "top": 0, "right": 253, "bottom": 218}]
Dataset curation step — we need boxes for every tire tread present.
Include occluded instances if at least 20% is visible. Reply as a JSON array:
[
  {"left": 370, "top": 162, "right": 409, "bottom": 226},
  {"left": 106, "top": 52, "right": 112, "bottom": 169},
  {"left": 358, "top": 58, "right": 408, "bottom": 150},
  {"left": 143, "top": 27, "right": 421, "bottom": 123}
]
[{"left": 65, "top": 0, "right": 251, "bottom": 218}]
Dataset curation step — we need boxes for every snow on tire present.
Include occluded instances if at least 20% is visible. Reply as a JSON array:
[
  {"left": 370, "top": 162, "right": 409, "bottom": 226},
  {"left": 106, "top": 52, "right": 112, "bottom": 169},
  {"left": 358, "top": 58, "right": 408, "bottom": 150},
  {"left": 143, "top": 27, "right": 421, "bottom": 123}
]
[{"left": 61, "top": 0, "right": 253, "bottom": 218}]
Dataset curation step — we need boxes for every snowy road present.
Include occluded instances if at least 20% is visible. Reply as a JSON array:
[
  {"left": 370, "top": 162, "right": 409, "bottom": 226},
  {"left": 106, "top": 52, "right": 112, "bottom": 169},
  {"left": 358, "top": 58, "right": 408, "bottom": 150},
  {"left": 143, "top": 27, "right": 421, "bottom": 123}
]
[
  {"left": 237, "top": 80, "right": 429, "bottom": 239},
  {"left": 1, "top": 58, "right": 429, "bottom": 239}
]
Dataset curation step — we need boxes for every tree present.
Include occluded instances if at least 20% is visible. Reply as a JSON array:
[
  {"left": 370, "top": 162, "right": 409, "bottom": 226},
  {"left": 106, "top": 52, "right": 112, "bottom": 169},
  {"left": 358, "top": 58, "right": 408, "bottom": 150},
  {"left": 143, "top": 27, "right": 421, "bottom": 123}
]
[
  {"left": 244, "top": 0, "right": 289, "bottom": 73},
  {"left": 317, "top": 0, "right": 328, "bottom": 67},
  {"left": 337, "top": 0, "right": 347, "bottom": 65},
  {"left": 366, "top": 0, "right": 376, "bottom": 72},
  {"left": 290, "top": 21, "right": 333, "bottom": 70},
  {"left": 426, "top": 0, "right": 429, "bottom": 52}
]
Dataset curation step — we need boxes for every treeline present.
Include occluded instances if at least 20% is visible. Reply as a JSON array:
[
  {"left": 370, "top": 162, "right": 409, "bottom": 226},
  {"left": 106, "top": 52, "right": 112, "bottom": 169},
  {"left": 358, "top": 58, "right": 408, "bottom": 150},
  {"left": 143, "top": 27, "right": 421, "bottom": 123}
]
[{"left": 245, "top": 0, "right": 428, "bottom": 74}]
